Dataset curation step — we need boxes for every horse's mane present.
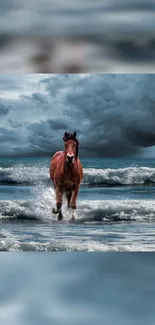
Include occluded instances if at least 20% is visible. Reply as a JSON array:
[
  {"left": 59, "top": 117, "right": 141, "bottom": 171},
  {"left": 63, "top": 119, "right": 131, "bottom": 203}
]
[
  {"left": 63, "top": 131, "right": 79, "bottom": 158},
  {"left": 63, "top": 131, "right": 79, "bottom": 145}
]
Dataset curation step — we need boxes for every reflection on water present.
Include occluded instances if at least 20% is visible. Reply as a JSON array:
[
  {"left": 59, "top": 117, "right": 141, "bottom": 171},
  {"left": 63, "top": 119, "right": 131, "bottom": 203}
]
[{"left": 0, "top": 253, "right": 155, "bottom": 324}]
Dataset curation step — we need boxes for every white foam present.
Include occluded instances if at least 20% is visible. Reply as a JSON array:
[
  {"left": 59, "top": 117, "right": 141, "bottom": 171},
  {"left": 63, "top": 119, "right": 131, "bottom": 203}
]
[
  {"left": 84, "top": 167, "right": 155, "bottom": 185},
  {"left": 1, "top": 236, "right": 155, "bottom": 252},
  {"left": 1, "top": 194, "right": 155, "bottom": 223}
]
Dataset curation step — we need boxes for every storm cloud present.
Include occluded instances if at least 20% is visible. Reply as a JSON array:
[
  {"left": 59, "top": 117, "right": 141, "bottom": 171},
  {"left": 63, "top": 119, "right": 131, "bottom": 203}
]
[
  {"left": 0, "top": 103, "right": 10, "bottom": 116},
  {"left": 0, "top": 74, "right": 155, "bottom": 157}
]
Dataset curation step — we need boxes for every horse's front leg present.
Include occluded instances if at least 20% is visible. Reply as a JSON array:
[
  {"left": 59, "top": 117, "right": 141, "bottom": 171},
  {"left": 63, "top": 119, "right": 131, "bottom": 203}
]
[
  {"left": 70, "top": 184, "right": 80, "bottom": 221},
  {"left": 66, "top": 191, "right": 72, "bottom": 209},
  {"left": 52, "top": 186, "right": 63, "bottom": 220}
]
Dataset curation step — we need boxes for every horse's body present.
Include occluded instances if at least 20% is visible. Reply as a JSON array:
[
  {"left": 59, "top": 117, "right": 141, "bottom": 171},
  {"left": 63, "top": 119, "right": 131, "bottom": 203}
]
[{"left": 49, "top": 132, "right": 83, "bottom": 220}]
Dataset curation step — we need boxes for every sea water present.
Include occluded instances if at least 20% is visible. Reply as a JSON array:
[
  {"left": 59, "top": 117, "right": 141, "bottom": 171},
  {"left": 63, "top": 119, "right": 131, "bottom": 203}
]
[{"left": 0, "top": 156, "right": 155, "bottom": 251}]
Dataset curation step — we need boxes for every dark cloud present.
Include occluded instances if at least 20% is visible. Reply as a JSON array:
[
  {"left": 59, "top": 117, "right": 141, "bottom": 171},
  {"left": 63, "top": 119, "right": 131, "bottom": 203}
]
[
  {"left": 0, "top": 74, "right": 155, "bottom": 157},
  {"left": 33, "top": 93, "right": 46, "bottom": 103},
  {"left": 0, "top": 103, "right": 10, "bottom": 116},
  {"left": 60, "top": 74, "right": 155, "bottom": 157},
  {"left": 48, "top": 119, "right": 69, "bottom": 130},
  {"left": 8, "top": 119, "right": 23, "bottom": 128},
  {"left": 0, "top": 127, "right": 18, "bottom": 142},
  {"left": 26, "top": 119, "right": 69, "bottom": 155}
]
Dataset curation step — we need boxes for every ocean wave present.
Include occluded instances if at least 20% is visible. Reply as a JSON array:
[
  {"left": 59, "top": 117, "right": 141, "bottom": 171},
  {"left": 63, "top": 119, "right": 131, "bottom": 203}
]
[
  {"left": 0, "top": 190, "right": 155, "bottom": 223},
  {"left": 0, "top": 165, "right": 49, "bottom": 186},
  {"left": 1, "top": 165, "right": 155, "bottom": 186},
  {"left": 84, "top": 167, "right": 155, "bottom": 186},
  {"left": 0, "top": 239, "right": 155, "bottom": 251},
  {"left": 0, "top": 238, "right": 117, "bottom": 252}
]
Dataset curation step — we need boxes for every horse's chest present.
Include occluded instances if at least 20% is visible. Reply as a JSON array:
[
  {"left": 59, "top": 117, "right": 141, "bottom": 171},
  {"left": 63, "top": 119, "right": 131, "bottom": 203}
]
[{"left": 60, "top": 172, "right": 76, "bottom": 189}]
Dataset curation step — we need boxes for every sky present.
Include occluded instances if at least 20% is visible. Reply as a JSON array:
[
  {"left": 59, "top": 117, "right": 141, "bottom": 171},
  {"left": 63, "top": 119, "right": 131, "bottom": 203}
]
[{"left": 0, "top": 73, "right": 155, "bottom": 158}]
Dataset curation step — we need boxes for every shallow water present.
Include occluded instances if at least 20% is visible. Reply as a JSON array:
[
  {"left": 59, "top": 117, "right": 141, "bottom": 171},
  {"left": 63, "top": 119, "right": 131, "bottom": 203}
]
[{"left": 1, "top": 221, "right": 155, "bottom": 252}]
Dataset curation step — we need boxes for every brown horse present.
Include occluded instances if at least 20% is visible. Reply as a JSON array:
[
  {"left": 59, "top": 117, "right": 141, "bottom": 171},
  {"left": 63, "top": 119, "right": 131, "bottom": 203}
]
[{"left": 49, "top": 131, "right": 83, "bottom": 221}]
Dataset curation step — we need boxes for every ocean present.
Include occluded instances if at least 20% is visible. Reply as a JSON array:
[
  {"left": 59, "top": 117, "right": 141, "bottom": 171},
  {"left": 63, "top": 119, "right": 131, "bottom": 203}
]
[{"left": 0, "top": 156, "right": 155, "bottom": 251}]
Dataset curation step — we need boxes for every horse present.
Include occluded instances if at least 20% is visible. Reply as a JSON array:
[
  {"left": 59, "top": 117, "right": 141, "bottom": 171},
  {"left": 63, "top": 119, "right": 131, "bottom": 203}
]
[{"left": 49, "top": 131, "right": 83, "bottom": 221}]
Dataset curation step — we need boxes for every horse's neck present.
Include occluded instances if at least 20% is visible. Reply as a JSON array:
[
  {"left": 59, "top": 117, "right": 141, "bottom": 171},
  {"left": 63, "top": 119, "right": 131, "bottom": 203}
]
[{"left": 63, "top": 161, "right": 74, "bottom": 173}]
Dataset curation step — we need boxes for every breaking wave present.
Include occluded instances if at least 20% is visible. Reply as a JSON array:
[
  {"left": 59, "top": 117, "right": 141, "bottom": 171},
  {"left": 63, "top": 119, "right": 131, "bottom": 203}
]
[
  {"left": 0, "top": 239, "right": 118, "bottom": 252},
  {"left": 0, "top": 165, "right": 155, "bottom": 186},
  {"left": 84, "top": 167, "right": 155, "bottom": 186},
  {"left": 0, "top": 237, "right": 155, "bottom": 251},
  {"left": 0, "top": 187, "right": 155, "bottom": 223},
  {"left": 0, "top": 165, "right": 49, "bottom": 186}
]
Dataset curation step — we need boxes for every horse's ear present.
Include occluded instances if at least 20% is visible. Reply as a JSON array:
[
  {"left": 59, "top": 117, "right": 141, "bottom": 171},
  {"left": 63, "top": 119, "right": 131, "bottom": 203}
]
[
  {"left": 63, "top": 131, "right": 68, "bottom": 141},
  {"left": 73, "top": 131, "right": 76, "bottom": 139}
]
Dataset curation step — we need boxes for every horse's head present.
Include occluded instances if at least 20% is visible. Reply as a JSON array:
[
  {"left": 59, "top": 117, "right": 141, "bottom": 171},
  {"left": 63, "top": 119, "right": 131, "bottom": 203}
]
[{"left": 63, "top": 131, "right": 79, "bottom": 165}]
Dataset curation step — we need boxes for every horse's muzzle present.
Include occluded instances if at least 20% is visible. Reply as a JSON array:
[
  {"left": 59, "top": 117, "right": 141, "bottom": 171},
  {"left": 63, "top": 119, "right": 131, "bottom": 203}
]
[{"left": 67, "top": 154, "right": 74, "bottom": 164}]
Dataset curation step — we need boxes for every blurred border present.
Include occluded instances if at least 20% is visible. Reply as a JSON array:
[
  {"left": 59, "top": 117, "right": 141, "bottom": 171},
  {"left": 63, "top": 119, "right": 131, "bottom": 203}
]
[
  {"left": 0, "top": 253, "right": 155, "bottom": 324},
  {"left": 0, "top": 0, "right": 155, "bottom": 73}
]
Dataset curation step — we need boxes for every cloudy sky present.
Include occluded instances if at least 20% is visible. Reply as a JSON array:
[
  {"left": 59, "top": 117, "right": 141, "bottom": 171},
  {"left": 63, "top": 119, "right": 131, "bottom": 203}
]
[{"left": 0, "top": 74, "right": 155, "bottom": 158}]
